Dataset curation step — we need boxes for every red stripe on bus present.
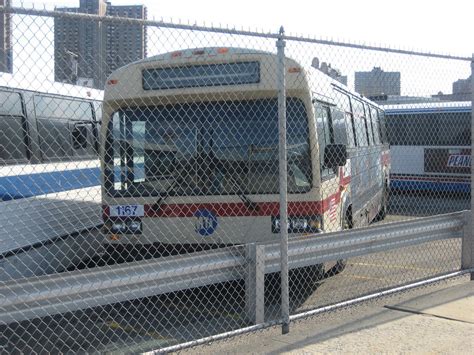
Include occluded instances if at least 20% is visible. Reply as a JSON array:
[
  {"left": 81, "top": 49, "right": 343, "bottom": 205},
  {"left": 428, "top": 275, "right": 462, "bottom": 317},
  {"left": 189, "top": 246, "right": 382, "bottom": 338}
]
[
  {"left": 103, "top": 192, "right": 341, "bottom": 218},
  {"left": 146, "top": 197, "right": 339, "bottom": 217},
  {"left": 102, "top": 205, "right": 110, "bottom": 219},
  {"left": 340, "top": 176, "right": 351, "bottom": 186},
  {"left": 338, "top": 166, "right": 351, "bottom": 186}
]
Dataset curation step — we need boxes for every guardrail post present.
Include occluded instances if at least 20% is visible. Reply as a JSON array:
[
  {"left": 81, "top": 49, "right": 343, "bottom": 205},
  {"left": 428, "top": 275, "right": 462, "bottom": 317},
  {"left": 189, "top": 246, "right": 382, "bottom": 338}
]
[
  {"left": 245, "top": 243, "right": 265, "bottom": 324},
  {"left": 462, "top": 211, "right": 472, "bottom": 279},
  {"left": 462, "top": 54, "right": 474, "bottom": 280}
]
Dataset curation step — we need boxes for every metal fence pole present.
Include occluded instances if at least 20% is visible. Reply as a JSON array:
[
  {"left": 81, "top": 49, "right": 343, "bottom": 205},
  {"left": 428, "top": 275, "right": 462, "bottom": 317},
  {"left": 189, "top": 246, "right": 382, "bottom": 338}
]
[
  {"left": 276, "top": 26, "right": 290, "bottom": 334},
  {"left": 463, "top": 54, "right": 474, "bottom": 280}
]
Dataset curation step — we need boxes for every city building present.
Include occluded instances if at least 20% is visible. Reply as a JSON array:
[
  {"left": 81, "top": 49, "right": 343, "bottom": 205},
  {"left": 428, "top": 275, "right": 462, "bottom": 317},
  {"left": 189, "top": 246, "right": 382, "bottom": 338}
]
[
  {"left": 311, "top": 58, "right": 348, "bottom": 85},
  {"left": 431, "top": 75, "right": 472, "bottom": 102},
  {"left": 453, "top": 75, "right": 471, "bottom": 95},
  {"left": 355, "top": 67, "right": 401, "bottom": 97},
  {"left": 451, "top": 75, "right": 472, "bottom": 100},
  {"left": 0, "top": 0, "right": 12, "bottom": 73},
  {"left": 105, "top": 5, "right": 148, "bottom": 75},
  {"left": 54, "top": 0, "right": 147, "bottom": 89}
]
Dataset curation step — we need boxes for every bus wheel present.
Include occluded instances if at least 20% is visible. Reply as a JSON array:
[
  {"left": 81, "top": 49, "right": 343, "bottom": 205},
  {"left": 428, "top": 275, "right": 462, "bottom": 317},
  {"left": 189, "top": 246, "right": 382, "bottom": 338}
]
[
  {"left": 376, "top": 179, "right": 389, "bottom": 221},
  {"left": 334, "top": 208, "right": 352, "bottom": 274},
  {"left": 290, "top": 263, "right": 325, "bottom": 292}
]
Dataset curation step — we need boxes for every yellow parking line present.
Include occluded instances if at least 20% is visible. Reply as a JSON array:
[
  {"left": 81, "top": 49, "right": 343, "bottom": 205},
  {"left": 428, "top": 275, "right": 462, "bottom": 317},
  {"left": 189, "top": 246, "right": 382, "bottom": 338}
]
[
  {"left": 343, "top": 274, "right": 384, "bottom": 281},
  {"left": 155, "top": 304, "right": 242, "bottom": 322},
  {"left": 352, "top": 262, "right": 437, "bottom": 272},
  {"left": 210, "top": 311, "right": 243, "bottom": 321},
  {"left": 103, "top": 320, "right": 176, "bottom": 343}
]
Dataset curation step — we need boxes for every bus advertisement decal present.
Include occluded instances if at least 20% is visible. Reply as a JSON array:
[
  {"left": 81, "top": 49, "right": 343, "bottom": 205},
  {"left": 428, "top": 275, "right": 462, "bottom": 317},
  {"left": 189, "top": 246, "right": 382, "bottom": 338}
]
[
  {"left": 424, "top": 148, "right": 471, "bottom": 174},
  {"left": 447, "top": 154, "right": 471, "bottom": 168}
]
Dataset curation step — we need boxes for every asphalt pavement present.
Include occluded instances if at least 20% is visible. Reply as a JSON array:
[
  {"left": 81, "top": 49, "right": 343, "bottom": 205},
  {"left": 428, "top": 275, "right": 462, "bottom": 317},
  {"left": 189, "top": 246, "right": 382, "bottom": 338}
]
[{"left": 183, "top": 274, "right": 473, "bottom": 354}]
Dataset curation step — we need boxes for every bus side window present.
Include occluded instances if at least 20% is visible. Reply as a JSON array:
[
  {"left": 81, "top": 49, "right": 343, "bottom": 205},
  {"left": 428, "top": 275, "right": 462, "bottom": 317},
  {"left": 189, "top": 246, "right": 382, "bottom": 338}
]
[
  {"left": 0, "top": 90, "right": 29, "bottom": 164},
  {"left": 345, "top": 112, "right": 356, "bottom": 147},
  {"left": 364, "top": 103, "right": 374, "bottom": 145},
  {"left": 333, "top": 90, "right": 356, "bottom": 147},
  {"left": 331, "top": 108, "right": 348, "bottom": 145},
  {"left": 352, "top": 98, "right": 368, "bottom": 146},
  {"left": 370, "top": 107, "right": 381, "bottom": 144},
  {"left": 36, "top": 95, "right": 97, "bottom": 161},
  {"left": 315, "top": 102, "right": 335, "bottom": 178}
]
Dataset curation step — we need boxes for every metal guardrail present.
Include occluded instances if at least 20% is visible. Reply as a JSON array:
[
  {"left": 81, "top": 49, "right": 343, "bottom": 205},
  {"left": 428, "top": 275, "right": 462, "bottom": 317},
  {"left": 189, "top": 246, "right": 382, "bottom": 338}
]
[
  {"left": 266, "top": 212, "right": 465, "bottom": 272},
  {"left": 0, "top": 211, "right": 466, "bottom": 324}
]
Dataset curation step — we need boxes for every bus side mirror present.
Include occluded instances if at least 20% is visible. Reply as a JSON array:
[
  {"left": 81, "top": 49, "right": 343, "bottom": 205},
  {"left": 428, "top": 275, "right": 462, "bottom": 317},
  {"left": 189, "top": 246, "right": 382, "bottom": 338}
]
[{"left": 324, "top": 144, "right": 347, "bottom": 168}]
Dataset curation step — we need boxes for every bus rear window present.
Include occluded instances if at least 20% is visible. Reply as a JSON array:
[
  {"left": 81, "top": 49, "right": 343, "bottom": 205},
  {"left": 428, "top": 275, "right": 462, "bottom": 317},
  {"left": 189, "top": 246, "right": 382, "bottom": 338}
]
[{"left": 142, "top": 61, "right": 260, "bottom": 90}]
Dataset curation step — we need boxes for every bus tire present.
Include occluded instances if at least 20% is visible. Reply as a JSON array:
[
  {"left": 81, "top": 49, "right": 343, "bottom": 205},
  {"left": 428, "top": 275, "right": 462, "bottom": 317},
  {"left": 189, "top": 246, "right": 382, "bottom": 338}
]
[
  {"left": 376, "top": 179, "right": 389, "bottom": 221},
  {"left": 290, "top": 263, "right": 325, "bottom": 290},
  {"left": 335, "top": 208, "right": 352, "bottom": 273}
]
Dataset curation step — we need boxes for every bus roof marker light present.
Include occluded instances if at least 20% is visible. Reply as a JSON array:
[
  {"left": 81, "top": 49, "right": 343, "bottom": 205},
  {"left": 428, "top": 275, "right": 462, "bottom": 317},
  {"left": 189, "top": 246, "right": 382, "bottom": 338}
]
[
  {"left": 217, "top": 48, "right": 229, "bottom": 54},
  {"left": 107, "top": 79, "right": 118, "bottom": 85},
  {"left": 288, "top": 67, "right": 301, "bottom": 73},
  {"left": 171, "top": 51, "right": 182, "bottom": 58}
]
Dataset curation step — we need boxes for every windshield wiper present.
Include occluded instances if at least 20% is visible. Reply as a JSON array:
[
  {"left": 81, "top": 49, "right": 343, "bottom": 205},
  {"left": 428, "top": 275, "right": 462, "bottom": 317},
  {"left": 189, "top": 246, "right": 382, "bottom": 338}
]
[
  {"left": 225, "top": 174, "right": 259, "bottom": 212},
  {"left": 152, "top": 176, "right": 182, "bottom": 210}
]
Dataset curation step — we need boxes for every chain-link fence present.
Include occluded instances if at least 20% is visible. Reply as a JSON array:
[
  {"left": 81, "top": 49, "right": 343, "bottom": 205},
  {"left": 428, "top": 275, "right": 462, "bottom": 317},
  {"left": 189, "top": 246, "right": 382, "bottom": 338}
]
[{"left": 0, "top": 5, "right": 472, "bottom": 353}]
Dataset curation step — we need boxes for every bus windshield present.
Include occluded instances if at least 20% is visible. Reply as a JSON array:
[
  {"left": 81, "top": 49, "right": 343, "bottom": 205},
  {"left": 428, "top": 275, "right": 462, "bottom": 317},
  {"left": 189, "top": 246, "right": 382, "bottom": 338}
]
[{"left": 106, "top": 98, "right": 311, "bottom": 196}]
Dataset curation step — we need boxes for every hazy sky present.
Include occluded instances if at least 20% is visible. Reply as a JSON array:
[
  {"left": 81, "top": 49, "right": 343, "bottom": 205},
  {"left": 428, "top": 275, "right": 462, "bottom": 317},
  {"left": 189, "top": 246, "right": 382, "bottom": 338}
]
[{"left": 14, "top": 0, "right": 473, "bottom": 56}]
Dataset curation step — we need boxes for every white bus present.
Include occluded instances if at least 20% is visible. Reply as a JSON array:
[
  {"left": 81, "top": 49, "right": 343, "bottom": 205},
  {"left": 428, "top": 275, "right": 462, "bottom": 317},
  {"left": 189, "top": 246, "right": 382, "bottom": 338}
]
[
  {"left": 0, "top": 86, "right": 102, "bottom": 200},
  {"left": 100, "top": 47, "right": 390, "bottom": 255},
  {"left": 385, "top": 102, "right": 471, "bottom": 193}
]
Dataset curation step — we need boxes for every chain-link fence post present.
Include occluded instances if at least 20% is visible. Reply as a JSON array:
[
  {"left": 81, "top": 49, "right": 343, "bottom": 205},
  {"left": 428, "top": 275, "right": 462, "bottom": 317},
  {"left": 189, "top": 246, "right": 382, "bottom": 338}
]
[
  {"left": 276, "top": 26, "right": 290, "bottom": 334},
  {"left": 463, "top": 54, "right": 474, "bottom": 280},
  {"left": 472, "top": 54, "right": 474, "bottom": 280}
]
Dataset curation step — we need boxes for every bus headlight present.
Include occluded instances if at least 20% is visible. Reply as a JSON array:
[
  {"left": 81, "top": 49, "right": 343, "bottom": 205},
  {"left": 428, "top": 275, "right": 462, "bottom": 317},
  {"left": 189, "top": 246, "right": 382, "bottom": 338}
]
[
  {"left": 111, "top": 222, "right": 127, "bottom": 233},
  {"left": 271, "top": 215, "right": 323, "bottom": 234},
  {"left": 106, "top": 218, "right": 142, "bottom": 235},
  {"left": 128, "top": 221, "right": 142, "bottom": 232}
]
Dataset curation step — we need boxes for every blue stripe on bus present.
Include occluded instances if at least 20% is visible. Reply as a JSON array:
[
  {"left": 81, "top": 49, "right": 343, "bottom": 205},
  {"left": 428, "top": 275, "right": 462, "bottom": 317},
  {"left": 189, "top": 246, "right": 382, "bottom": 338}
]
[
  {"left": 0, "top": 168, "right": 101, "bottom": 201},
  {"left": 390, "top": 179, "right": 470, "bottom": 193},
  {"left": 385, "top": 107, "right": 471, "bottom": 115}
]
